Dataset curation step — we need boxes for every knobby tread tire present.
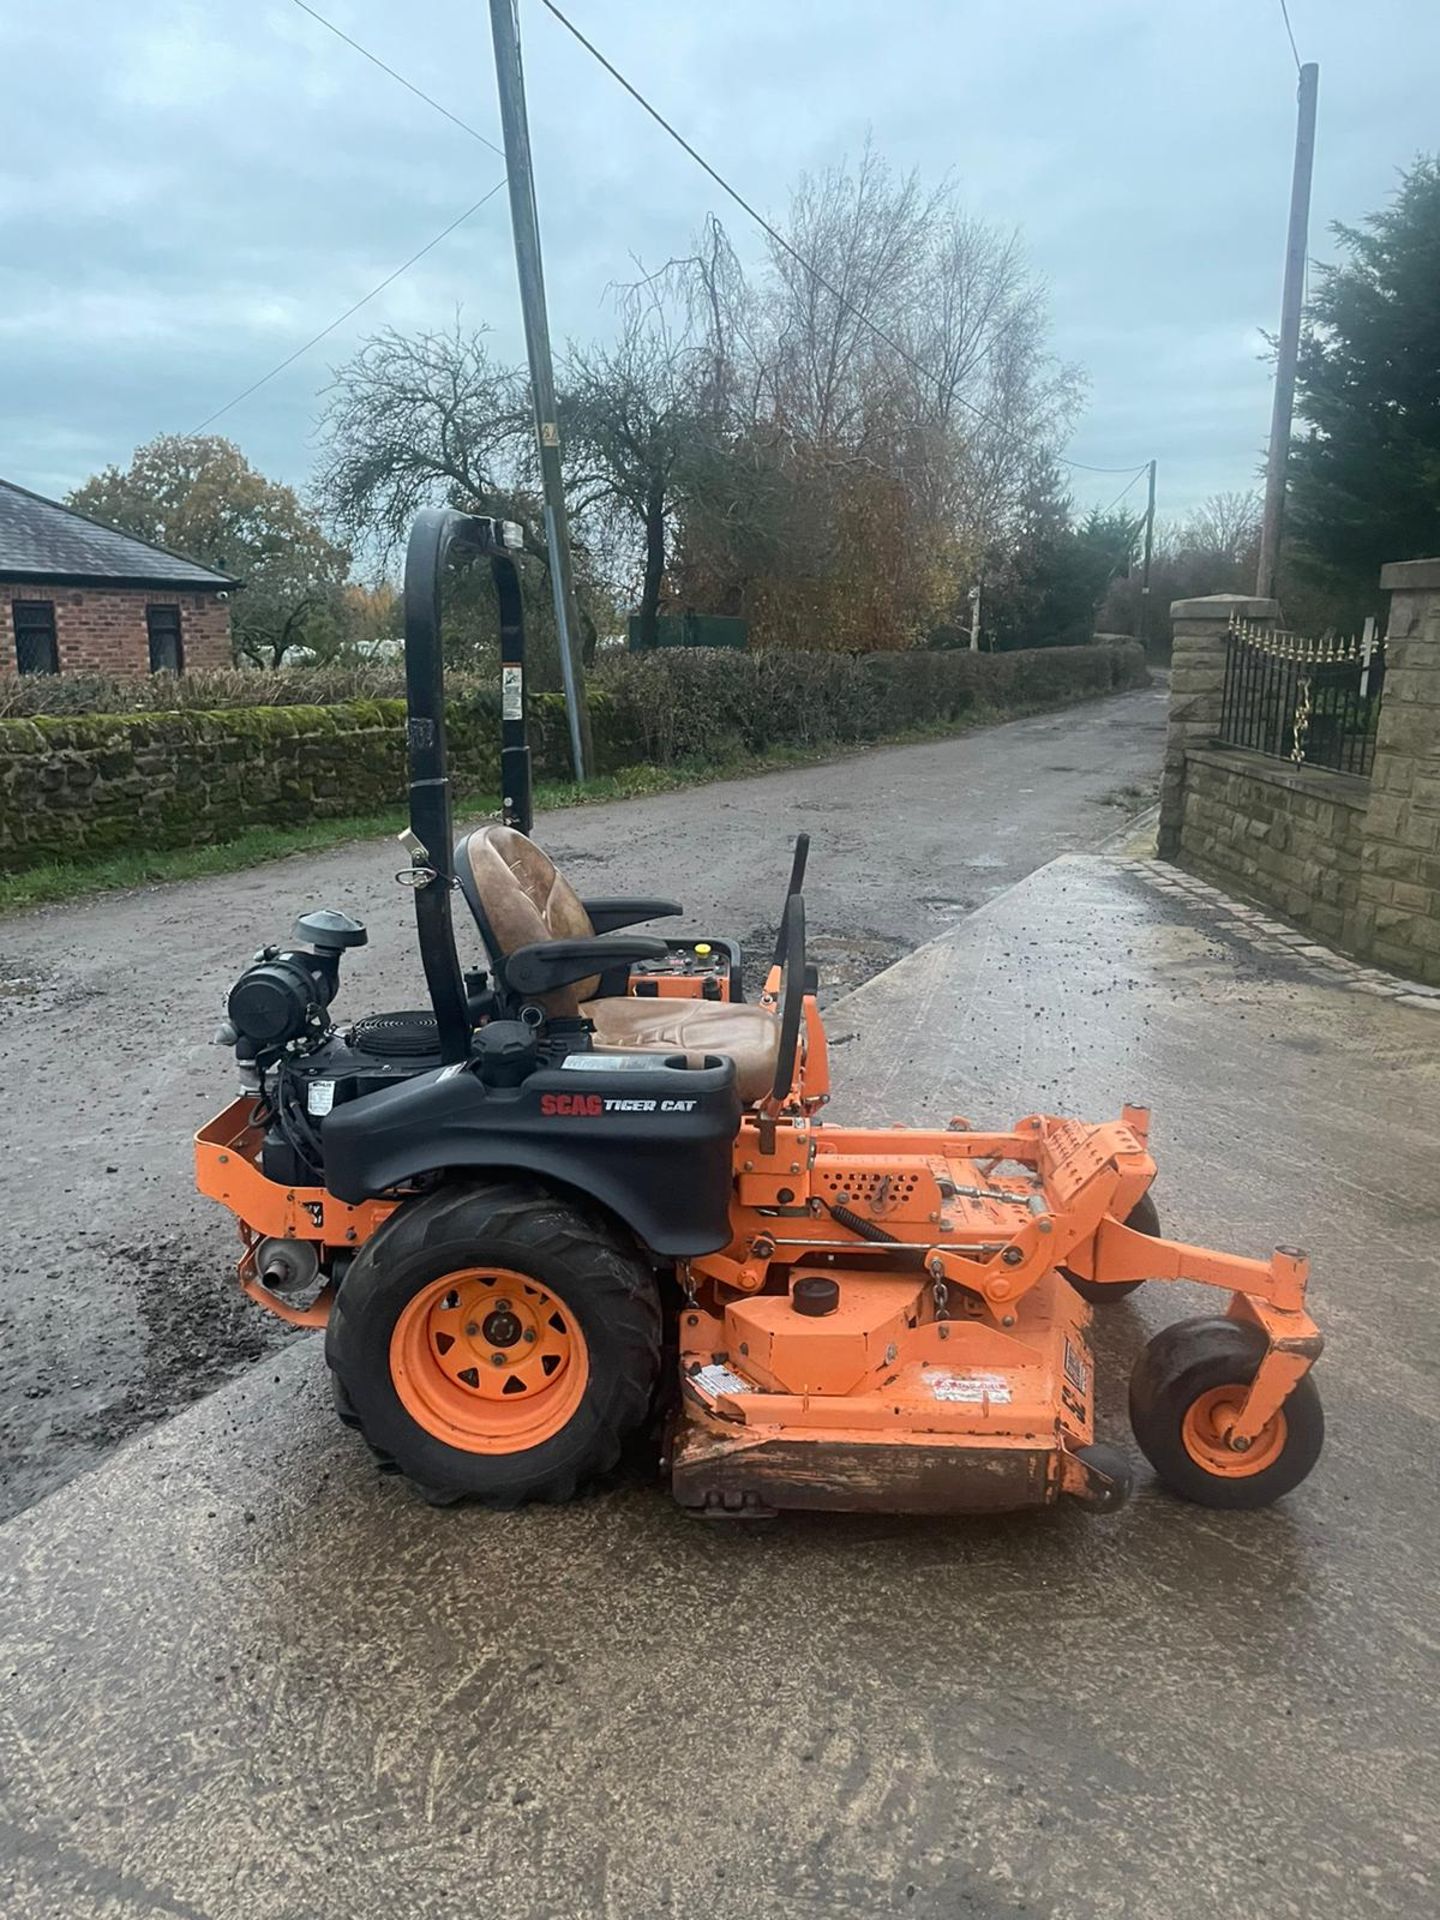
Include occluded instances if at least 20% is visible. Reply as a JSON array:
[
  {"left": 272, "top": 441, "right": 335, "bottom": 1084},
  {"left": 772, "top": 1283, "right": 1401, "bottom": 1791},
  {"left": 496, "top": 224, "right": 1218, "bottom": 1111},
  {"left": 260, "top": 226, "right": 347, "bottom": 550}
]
[{"left": 325, "top": 1178, "right": 661, "bottom": 1506}]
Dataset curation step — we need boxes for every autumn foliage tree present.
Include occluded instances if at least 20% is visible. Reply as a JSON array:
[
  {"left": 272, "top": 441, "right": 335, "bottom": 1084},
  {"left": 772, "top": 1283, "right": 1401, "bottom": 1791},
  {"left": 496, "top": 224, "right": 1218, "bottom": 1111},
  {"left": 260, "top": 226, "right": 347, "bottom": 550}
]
[{"left": 68, "top": 435, "right": 351, "bottom": 666}]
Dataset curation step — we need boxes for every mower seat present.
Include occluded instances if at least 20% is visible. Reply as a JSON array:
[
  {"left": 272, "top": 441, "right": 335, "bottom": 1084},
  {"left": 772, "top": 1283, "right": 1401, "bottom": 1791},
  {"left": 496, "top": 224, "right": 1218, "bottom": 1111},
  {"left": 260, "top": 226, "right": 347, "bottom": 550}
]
[{"left": 457, "top": 825, "right": 782, "bottom": 1104}]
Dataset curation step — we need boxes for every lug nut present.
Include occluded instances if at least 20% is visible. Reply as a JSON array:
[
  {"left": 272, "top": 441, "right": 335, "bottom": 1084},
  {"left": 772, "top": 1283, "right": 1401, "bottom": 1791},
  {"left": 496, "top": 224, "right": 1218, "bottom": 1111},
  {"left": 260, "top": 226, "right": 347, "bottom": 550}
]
[
  {"left": 522, "top": 1328, "right": 536, "bottom": 1344},
  {"left": 493, "top": 1298, "right": 511, "bottom": 1311},
  {"left": 465, "top": 1322, "right": 480, "bottom": 1337},
  {"left": 490, "top": 1352, "right": 507, "bottom": 1368}
]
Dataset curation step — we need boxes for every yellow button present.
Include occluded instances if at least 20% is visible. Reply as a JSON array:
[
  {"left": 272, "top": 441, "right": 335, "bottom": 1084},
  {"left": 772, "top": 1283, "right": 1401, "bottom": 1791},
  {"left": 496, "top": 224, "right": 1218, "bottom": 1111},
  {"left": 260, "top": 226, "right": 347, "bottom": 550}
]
[{"left": 694, "top": 943, "right": 712, "bottom": 956}]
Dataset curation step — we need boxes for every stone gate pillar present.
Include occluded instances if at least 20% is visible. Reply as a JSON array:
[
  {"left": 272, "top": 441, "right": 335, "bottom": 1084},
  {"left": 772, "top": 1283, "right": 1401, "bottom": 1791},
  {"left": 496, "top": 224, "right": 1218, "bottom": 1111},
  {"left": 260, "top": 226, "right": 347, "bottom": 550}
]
[
  {"left": 1352, "top": 559, "right": 1440, "bottom": 985},
  {"left": 1157, "top": 593, "right": 1278, "bottom": 860}
]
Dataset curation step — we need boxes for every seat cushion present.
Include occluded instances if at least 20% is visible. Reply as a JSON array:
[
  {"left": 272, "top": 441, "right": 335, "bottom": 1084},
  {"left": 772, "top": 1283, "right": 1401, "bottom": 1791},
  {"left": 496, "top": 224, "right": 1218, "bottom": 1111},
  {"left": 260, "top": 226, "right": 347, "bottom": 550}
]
[
  {"left": 582, "top": 997, "right": 781, "bottom": 1104},
  {"left": 459, "top": 824, "right": 599, "bottom": 1014}
]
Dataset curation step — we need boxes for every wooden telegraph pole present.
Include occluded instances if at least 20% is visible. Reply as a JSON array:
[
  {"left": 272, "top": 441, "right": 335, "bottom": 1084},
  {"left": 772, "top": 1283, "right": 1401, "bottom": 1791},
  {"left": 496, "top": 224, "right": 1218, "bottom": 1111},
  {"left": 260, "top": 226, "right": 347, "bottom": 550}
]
[
  {"left": 1255, "top": 61, "right": 1320, "bottom": 603},
  {"left": 489, "top": 0, "right": 592, "bottom": 778},
  {"left": 1138, "top": 458, "right": 1156, "bottom": 651}
]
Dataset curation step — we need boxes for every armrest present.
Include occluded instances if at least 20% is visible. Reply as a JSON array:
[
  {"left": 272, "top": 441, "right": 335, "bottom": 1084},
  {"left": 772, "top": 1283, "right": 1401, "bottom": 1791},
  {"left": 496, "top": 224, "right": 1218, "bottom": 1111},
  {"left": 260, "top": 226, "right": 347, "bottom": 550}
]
[
  {"left": 504, "top": 936, "right": 670, "bottom": 997},
  {"left": 581, "top": 897, "right": 683, "bottom": 934}
]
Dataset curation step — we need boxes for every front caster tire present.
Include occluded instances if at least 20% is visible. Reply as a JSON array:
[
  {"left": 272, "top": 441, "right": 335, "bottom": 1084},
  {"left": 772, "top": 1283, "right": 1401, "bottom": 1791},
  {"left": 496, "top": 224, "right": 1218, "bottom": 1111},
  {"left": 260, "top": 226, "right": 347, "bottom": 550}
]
[
  {"left": 326, "top": 1179, "right": 661, "bottom": 1507},
  {"left": 1064, "top": 1191, "right": 1159, "bottom": 1304},
  {"left": 1129, "top": 1316, "right": 1323, "bottom": 1510}
]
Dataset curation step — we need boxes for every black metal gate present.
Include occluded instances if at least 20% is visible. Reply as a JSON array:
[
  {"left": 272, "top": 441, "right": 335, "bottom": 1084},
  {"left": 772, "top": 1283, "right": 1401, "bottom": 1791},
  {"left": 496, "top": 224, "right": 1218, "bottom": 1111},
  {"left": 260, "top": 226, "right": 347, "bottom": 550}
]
[{"left": 1217, "top": 617, "right": 1385, "bottom": 776}]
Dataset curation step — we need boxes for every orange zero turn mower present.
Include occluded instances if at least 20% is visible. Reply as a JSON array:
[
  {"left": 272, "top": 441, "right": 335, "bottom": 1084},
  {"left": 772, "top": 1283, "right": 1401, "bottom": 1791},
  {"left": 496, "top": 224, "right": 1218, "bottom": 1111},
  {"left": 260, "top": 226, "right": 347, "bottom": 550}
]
[{"left": 196, "top": 510, "right": 1324, "bottom": 1516}]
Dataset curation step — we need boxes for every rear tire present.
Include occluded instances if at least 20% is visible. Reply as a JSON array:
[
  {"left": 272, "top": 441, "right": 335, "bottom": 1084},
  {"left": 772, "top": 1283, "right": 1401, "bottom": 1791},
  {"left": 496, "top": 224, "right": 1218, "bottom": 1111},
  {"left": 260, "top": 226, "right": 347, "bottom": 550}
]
[
  {"left": 1064, "top": 1191, "right": 1160, "bottom": 1304},
  {"left": 326, "top": 1179, "right": 661, "bottom": 1506}
]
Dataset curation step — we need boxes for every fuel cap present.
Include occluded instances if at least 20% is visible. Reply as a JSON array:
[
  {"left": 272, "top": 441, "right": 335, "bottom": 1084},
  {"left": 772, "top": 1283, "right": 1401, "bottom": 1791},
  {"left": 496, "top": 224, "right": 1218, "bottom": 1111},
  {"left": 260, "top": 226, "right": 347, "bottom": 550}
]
[{"left": 792, "top": 1275, "right": 840, "bottom": 1317}]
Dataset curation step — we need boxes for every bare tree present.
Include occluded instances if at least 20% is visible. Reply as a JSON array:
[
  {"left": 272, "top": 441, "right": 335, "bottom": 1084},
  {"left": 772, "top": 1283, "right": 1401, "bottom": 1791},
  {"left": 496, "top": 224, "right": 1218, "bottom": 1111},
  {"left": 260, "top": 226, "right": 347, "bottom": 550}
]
[
  {"left": 316, "top": 323, "right": 528, "bottom": 554},
  {"left": 663, "top": 149, "right": 1079, "bottom": 644},
  {"left": 316, "top": 322, "right": 616, "bottom": 671},
  {"left": 562, "top": 292, "right": 705, "bottom": 648},
  {"left": 1183, "top": 490, "right": 1263, "bottom": 568},
  {"left": 765, "top": 141, "right": 936, "bottom": 449}
]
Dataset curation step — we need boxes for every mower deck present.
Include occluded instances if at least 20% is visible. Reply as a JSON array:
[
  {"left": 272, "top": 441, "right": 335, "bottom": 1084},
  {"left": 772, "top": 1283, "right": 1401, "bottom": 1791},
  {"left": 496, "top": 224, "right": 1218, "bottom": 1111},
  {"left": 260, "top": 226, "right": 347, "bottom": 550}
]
[{"left": 672, "top": 1267, "right": 1109, "bottom": 1515}]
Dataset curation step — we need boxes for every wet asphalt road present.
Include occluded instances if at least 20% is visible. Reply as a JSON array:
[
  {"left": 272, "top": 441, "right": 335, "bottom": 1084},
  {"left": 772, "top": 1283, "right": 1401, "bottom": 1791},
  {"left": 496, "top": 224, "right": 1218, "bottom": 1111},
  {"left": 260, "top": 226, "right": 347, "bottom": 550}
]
[
  {"left": 0, "top": 684, "right": 1164, "bottom": 1519},
  {"left": 1, "top": 853, "right": 1435, "bottom": 1919}
]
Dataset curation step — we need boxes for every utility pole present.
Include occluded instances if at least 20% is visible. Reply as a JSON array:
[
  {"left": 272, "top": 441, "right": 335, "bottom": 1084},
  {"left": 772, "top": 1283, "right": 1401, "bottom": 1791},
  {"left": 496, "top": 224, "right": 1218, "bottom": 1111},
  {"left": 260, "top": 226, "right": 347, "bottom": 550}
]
[
  {"left": 967, "top": 581, "right": 982, "bottom": 652},
  {"left": 488, "top": 0, "right": 592, "bottom": 780},
  {"left": 1138, "top": 458, "right": 1156, "bottom": 650},
  {"left": 1255, "top": 61, "right": 1319, "bottom": 603}
]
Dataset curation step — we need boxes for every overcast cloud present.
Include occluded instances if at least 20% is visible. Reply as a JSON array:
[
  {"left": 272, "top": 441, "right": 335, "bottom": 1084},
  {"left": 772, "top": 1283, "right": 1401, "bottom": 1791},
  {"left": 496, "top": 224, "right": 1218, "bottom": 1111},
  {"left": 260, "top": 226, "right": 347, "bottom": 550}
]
[{"left": 3, "top": 0, "right": 1436, "bottom": 530}]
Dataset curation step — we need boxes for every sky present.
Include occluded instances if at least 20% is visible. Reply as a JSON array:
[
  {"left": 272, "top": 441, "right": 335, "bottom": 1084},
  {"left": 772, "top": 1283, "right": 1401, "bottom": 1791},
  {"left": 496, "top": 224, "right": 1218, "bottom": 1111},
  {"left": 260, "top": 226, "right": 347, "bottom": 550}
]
[{"left": 2, "top": 0, "right": 1437, "bottom": 533}]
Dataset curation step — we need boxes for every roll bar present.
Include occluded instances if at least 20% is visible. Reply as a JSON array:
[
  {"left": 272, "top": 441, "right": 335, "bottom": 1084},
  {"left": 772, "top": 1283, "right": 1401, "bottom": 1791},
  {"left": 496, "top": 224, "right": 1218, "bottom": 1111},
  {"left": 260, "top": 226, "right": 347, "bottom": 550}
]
[{"left": 401, "top": 507, "right": 532, "bottom": 1064}]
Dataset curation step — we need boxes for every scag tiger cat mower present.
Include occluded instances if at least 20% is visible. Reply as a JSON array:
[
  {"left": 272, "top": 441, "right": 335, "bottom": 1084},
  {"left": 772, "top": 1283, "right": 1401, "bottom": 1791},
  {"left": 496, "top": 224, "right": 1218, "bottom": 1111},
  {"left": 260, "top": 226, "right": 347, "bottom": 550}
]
[{"left": 195, "top": 509, "right": 1325, "bottom": 1516}]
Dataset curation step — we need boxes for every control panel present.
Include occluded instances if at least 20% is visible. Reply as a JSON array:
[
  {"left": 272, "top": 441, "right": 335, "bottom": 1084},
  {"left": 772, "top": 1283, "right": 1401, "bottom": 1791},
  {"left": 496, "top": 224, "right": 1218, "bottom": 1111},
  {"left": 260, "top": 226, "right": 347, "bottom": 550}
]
[{"left": 627, "top": 937, "right": 742, "bottom": 1002}]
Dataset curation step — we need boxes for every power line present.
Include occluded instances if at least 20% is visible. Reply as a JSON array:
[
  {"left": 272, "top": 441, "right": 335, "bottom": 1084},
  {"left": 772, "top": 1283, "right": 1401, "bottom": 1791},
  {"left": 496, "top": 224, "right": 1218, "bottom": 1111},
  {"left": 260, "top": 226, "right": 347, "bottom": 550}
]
[
  {"left": 191, "top": 181, "right": 506, "bottom": 432},
  {"left": 1098, "top": 466, "right": 1148, "bottom": 517},
  {"left": 287, "top": 0, "right": 505, "bottom": 158},
  {"left": 1277, "top": 0, "right": 1303, "bottom": 72},
  {"left": 537, "top": 0, "right": 1148, "bottom": 482},
  {"left": 1063, "top": 455, "right": 1151, "bottom": 476}
]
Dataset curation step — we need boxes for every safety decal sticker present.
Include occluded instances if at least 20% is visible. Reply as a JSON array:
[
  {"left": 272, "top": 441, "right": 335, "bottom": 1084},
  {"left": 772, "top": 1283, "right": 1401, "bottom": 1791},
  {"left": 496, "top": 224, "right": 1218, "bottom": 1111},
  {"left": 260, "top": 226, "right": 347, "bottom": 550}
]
[
  {"left": 1063, "top": 1339, "right": 1089, "bottom": 1394},
  {"left": 924, "top": 1369, "right": 1013, "bottom": 1404},
  {"left": 692, "top": 1363, "right": 753, "bottom": 1397},
  {"left": 501, "top": 665, "right": 523, "bottom": 720},
  {"left": 306, "top": 1079, "right": 336, "bottom": 1117}
]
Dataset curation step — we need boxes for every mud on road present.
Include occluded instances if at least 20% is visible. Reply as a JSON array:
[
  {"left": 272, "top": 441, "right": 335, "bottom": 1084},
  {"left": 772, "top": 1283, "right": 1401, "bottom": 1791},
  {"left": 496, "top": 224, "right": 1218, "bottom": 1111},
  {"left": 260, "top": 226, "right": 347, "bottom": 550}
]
[{"left": 0, "top": 685, "right": 1164, "bottom": 1518}]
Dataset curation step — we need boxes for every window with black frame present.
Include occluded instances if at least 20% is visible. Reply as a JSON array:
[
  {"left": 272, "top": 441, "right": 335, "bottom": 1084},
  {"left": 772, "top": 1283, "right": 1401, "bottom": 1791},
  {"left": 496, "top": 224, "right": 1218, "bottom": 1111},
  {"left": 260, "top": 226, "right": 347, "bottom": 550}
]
[
  {"left": 147, "top": 603, "right": 183, "bottom": 673},
  {"left": 12, "top": 601, "right": 59, "bottom": 674}
]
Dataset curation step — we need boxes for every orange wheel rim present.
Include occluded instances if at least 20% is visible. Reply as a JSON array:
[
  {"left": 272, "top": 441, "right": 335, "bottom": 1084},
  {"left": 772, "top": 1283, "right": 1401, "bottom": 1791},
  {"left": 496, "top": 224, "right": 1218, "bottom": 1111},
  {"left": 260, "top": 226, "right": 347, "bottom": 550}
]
[
  {"left": 389, "top": 1267, "right": 588, "bottom": 1455},
  {"left": 1181, "top": 1386, "right": 1287, "bottom": 1478}
]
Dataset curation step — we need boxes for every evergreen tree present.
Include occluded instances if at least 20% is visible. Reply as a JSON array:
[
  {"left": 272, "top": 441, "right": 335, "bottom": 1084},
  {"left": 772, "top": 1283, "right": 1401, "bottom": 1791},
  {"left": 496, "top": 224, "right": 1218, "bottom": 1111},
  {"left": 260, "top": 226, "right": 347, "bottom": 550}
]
[{"left": 1290, "top": 157, "right": 1440, "bottom": 612}]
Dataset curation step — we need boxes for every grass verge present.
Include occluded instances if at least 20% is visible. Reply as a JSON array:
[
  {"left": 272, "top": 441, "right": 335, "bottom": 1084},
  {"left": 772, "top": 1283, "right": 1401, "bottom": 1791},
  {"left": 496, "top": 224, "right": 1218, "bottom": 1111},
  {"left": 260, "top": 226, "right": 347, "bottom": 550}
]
[{"left": 0, "top": 692, "right": 1117, "bottom": 915}]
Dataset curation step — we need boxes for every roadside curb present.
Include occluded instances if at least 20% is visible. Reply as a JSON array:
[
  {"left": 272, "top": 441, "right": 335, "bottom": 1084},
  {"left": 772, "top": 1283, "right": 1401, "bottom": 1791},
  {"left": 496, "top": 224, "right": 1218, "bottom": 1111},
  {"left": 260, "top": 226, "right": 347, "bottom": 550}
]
[
  {"left": 1095, "top": 799, "right": 1159, "bottom": 856},
  {"left": 1115, "top": 856, "right": 1440, "bottom": 1012}
]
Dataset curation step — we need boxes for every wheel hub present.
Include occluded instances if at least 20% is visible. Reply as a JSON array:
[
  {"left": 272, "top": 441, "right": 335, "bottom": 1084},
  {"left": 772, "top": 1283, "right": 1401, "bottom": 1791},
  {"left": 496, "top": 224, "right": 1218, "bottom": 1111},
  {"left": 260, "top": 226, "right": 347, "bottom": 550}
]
[
  {"left": 1181, "top": 1386, "right": 1287, "bottom": 1477},
  {"left": 389, "top": 1266, "right": 589, "bottom": 1454},
  {"left": 483, "top": 1308, "right": 523, "bottom": 1349}
]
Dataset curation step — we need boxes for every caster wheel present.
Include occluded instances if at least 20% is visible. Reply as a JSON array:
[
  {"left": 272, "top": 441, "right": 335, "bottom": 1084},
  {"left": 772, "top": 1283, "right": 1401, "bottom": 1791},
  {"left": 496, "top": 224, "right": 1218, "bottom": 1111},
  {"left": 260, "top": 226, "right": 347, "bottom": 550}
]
[
  {"left": 1129, "top": 1316, "right": 1323, "bottom": 1509},
  {"left": 1064, "top": 1191, "right": 1159, "bottom": 1304}
]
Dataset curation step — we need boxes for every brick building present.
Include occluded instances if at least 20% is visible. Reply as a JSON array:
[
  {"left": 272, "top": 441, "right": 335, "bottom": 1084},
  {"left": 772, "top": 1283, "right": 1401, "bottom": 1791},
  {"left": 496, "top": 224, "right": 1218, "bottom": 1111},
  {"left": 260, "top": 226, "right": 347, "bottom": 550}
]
[{"left": 0, "top": 477, "right": 236, "bottom": 676}]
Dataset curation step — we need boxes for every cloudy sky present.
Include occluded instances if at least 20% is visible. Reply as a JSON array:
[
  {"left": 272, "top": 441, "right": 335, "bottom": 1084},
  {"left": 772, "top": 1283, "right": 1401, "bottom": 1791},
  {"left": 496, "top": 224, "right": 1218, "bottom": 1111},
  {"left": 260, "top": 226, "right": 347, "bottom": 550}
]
[{"left": 3, "top": 0, "right": 1436, "bottom": 530}]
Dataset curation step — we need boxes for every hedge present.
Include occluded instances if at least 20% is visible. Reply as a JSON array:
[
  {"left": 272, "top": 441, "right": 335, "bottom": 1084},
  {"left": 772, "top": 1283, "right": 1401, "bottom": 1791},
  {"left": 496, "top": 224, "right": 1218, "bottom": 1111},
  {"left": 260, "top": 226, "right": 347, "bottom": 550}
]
[{"left": 0, "top": 639, "right": 1145, "bottom": 871}]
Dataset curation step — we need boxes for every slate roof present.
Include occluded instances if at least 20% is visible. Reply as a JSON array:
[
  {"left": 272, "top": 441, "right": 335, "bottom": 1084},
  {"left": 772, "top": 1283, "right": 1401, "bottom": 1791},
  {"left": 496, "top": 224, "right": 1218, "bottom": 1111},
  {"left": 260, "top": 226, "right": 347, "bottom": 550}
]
[{"left": 0, "top": 478, "right": 238, "bottom": 590}]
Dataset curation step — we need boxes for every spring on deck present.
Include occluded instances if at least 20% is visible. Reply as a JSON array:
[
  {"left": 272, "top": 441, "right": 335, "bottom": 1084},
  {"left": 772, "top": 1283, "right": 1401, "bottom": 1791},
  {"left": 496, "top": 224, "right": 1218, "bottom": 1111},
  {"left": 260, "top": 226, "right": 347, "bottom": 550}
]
[{"left": 825, "top": 1200, "right": 900, "bottom": 1244}]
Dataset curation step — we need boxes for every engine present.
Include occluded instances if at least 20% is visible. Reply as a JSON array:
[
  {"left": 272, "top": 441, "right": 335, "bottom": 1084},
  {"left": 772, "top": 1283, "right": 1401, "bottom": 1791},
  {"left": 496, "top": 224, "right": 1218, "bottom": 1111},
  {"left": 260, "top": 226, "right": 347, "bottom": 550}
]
[{"left": 221, "top": 909, "right": 445, "bottom": 1186}]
